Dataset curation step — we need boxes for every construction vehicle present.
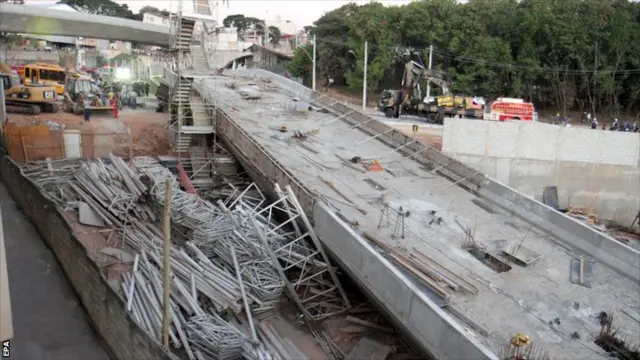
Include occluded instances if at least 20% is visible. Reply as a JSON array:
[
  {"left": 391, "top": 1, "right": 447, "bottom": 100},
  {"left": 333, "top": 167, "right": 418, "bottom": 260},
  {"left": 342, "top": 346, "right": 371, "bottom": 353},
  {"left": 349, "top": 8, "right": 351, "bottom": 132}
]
[
  {"left": 379, "top": 60, "right": 485, "bottom": 124},
  {"left": 21, "top": 63, "right": 67, "bottom": 95},
  {"left": 1, "top": 63, "right": 60, "bottom": 115},
  {"left": 486, "top": 97, "right": 536, "bottom": 121},
  {"left": 62, "top": 74, "right": 112, "bottom": 115}
]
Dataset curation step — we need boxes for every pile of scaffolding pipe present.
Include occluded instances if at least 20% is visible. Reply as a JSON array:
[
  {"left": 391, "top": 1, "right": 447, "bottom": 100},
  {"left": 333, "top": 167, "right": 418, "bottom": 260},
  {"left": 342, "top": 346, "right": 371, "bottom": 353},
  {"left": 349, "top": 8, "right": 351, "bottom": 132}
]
[
  {"left": 120, "top": 221, "right": 250, "bottom": 314},
  {"left": 21, "top": 155, "right": 154, "bottom": 225},
  {"left": 134, "top": 156, "right": 226, "bottom": 234},
  {"left": 185, "top": 314, "right": 245, "bottom": 360},
  {"left": 135, "top": 157, "right": 286, "bottom": 306},
  {"left": 121, "top": 252, "right": 198, "bottom": 359}
]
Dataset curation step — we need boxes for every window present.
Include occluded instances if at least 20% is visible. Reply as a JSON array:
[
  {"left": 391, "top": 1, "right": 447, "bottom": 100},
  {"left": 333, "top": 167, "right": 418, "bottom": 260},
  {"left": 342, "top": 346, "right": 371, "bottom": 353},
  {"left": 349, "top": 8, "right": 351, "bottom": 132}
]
[
  {"left": 25, "top": 67, "right": 30, "bottom": 78},
  {"left": 0, "top": 75, "right": 10, "bottom": 90}
]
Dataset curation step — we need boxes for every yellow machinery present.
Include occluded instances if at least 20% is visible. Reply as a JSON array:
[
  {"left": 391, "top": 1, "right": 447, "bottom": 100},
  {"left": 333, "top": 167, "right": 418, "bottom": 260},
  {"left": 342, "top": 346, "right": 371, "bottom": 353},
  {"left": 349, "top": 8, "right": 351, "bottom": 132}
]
[
  {"left": 22, "top": 63, "right": 66, "bottom": 95},
  {"left": 62, "top": 76, "right": 112, "bottom": 115},
  {"left": 1, "top": 63, "right": 59, "bottom": 115}
]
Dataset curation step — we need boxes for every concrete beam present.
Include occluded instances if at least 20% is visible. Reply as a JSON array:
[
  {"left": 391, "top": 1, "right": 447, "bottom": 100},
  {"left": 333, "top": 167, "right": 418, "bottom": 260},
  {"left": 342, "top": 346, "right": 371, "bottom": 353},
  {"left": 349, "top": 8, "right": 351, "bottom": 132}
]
[{"left": 0, "top": 3, "right": 170, "bottom": 46}]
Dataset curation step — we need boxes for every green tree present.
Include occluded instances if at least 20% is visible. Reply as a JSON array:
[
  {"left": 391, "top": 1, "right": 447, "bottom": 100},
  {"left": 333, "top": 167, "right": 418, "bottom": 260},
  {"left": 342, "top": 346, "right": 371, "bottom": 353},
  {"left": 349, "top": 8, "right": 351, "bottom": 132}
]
[
  {"left": 288, "top": 44, "right": 313, "bottom": 85},
  {"left": 268, "top": 26, "right": 281, "bottom": 46},
  {"left": 303, "top": 0, "right": 640, "bottom": 117},
  {"left": 96, "top": 54, "right": 108, "bottom": 67}
]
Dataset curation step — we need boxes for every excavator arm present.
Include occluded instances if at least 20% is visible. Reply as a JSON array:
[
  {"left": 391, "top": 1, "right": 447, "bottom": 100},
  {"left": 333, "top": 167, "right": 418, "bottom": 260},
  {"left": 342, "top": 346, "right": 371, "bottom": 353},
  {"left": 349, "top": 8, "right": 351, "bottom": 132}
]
[{"left": 401, "top": 61, "right": 452, "bottom": 105}]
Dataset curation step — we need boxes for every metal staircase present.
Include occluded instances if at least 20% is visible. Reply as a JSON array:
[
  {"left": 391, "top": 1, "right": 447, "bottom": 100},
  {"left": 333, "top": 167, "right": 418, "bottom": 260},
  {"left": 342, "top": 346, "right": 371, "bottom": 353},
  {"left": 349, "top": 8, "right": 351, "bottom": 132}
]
[
  {"left": 168, "top": 1, "right": 217, "bottom": 155},
  {"left": 190, "top": 45, "right": 209, "bottom": 72}
]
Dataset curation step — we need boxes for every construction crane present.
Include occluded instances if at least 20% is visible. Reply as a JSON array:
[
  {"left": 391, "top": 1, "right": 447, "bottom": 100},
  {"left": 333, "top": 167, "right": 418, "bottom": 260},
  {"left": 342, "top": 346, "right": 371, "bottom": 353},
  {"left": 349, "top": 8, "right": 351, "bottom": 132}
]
[{"left": 378, "top": 49, "right": 485, "bottom": 123}]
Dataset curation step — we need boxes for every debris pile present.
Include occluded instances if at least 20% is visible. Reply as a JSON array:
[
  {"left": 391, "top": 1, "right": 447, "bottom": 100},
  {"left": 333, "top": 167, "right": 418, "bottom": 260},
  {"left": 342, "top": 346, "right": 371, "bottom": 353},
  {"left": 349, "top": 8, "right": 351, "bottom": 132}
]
[
  {"left": 21, "top": 155, "right": 154, "bottom": 227},
  {"left": 22, "top": 155, "right": 352, "bottom": 360}
]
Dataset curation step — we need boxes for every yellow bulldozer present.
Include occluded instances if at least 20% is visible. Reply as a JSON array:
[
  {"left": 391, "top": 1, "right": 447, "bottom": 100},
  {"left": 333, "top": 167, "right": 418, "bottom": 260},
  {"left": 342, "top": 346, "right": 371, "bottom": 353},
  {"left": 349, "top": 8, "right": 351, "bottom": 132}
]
[{"left": 1, "top": 63, "right": 59, "bottom": 115}]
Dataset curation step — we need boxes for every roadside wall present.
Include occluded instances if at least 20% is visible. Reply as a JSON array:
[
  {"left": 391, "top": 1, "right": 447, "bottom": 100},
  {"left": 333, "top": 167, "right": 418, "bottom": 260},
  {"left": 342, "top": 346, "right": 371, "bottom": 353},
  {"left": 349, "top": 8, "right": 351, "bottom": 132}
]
[
  {"left": 442, "top": 119, "right": 640, "bottom": 225},
  {"left": 0, "top": 154, "right": 177, "bottom": 360}
]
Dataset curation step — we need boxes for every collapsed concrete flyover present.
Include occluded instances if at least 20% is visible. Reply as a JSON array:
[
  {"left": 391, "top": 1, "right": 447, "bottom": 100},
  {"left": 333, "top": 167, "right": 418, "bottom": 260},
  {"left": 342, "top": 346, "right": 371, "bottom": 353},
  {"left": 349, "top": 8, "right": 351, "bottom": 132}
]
[{"left": 189, "top": 68, "right": 640, "bottom": 360}]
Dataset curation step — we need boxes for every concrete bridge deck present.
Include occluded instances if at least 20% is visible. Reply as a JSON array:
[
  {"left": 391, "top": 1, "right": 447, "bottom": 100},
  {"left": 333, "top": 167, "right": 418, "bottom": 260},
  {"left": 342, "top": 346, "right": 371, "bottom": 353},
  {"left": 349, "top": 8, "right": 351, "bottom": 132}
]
[
  {"left": 192, "top": 69, "right": 640, "bottom": 360},
  {"left": 0, "top": 3, "right": 169, "bottom": 46}
]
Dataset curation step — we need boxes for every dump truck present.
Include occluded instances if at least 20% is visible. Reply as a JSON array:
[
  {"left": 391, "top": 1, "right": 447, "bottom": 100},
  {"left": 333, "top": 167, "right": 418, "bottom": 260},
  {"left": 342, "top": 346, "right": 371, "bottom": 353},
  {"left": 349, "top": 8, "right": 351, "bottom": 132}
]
[
  {"left": 62, "top": 76, "right": 112, "bottom": 115},
  {"left": 1, "top": 63, "right": 59, "bottom": 115},
  {"left": 378, "top": 61, "right": 485, "bottom": 124}
]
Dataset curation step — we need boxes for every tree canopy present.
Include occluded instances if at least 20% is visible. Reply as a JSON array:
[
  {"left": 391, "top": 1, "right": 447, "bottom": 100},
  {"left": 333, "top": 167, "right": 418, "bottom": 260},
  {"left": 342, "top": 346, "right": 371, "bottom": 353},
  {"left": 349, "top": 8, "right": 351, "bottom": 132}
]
[{"left": 289, "top": 0, "right": 640, "bottom": 116}]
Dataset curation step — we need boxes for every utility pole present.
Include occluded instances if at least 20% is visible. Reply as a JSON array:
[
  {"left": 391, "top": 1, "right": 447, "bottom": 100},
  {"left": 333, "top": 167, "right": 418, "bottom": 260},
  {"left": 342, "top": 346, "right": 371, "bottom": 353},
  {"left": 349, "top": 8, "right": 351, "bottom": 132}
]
[
  {"left": 362, "top": 41, "right": 368, "bottom": 112},
  {"left": 312, "top": 34, "right": 316, "bottom": 92},
  {"left": 426, "top": 44, "right": 433, "bottom": 100}
]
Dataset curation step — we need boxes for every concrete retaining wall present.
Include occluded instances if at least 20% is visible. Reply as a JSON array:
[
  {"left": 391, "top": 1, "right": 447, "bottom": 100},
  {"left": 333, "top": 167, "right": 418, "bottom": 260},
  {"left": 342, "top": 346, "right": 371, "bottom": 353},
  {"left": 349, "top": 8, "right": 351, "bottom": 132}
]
[
  {"left": 0, "top": 154, "right": 178, "bottom": 360},
  {"left": 442, "top": 119, "right": 640, "bottom": 225}
]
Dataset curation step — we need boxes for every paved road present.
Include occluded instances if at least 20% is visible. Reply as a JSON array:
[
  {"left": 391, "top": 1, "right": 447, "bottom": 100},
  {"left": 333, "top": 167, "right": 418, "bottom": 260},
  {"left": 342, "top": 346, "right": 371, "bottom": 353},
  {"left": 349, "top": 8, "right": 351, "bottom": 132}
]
[{"left": 0, "top": 182, "right": 110, "bottom": 360}]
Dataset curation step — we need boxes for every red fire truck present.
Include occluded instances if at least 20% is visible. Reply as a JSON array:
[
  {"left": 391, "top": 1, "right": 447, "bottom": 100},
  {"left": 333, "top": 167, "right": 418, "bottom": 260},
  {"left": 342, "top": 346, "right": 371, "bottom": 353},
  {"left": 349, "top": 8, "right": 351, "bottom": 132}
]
[{"left": 486, "top": 97, "right": 536, "bottom": 121}]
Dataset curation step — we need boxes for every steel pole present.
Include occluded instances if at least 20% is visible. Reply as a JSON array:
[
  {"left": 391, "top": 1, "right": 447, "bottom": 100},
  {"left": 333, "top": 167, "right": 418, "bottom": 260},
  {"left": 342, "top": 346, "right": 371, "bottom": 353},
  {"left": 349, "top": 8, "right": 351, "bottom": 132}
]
[
  {"left": 162, "top": 179, "right": 173, "bottom": 347},
  {"left": 362, "top": 41, "right": 368, "bottom": 112},
  {"left": 312, "top": 34, "right": 316, "bottom": 92}
]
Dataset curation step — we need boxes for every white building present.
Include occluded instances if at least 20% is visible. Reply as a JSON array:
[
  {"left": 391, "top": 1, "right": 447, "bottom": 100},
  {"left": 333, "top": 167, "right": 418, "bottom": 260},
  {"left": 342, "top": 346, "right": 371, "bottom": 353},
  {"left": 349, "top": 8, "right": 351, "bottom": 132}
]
[
  {"left": 267, "top": 15, "right": 297, "bottom": 36},
  {"left": 143, "top": 13, "right": 171, "bottom": 27}
]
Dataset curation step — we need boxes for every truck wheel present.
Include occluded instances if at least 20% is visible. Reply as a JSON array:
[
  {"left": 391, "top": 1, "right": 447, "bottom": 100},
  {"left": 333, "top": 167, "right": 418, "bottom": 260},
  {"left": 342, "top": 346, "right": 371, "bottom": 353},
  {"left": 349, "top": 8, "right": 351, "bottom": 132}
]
[
  {"left": 384, "top": 108, "right": 394, "bottom": 118},
  {"left": 426, "top": 113, "right": 438, "bottom": 124}
]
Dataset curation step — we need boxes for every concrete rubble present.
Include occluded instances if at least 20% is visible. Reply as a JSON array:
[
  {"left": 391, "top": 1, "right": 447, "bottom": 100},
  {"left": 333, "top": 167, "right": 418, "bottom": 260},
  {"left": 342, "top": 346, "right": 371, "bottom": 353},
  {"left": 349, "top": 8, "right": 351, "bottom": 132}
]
[{"left": 20, "top": 154, "right": 356, "bottom": 360}]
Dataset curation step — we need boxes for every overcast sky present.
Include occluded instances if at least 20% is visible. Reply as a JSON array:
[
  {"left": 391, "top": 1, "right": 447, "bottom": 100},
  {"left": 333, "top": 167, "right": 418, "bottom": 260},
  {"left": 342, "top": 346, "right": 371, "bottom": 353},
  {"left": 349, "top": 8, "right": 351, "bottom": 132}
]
[{"left": 26, "top": 0, "right": 414, "bottom": 28}]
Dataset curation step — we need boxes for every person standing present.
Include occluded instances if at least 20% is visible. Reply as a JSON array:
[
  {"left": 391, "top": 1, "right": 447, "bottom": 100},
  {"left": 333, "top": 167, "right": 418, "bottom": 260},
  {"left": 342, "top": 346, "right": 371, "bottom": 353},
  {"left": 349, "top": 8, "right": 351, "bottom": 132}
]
[
  {"left": 110, "top": 95, "right": 119, "bottom": 119},
  {"left": 83, "top": 96, "right": 91, "bottom": 122}
]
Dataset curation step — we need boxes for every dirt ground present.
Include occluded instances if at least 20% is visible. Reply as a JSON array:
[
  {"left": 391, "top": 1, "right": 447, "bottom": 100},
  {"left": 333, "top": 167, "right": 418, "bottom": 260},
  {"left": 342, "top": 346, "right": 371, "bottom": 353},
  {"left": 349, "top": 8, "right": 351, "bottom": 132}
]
[
  {"left": 386, "top": 123, "right": 443, "bottom": 150},
  {"left": 5, "top": 98, "right": 170, "bottom": 157}
]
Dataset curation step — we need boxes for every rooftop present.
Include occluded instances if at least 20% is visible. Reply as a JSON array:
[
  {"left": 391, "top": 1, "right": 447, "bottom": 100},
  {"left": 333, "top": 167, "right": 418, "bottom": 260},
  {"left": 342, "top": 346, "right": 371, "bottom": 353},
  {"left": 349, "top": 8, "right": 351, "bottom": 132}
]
[{"left": 199, "top": 72, "right": 640, "bottom": 359}]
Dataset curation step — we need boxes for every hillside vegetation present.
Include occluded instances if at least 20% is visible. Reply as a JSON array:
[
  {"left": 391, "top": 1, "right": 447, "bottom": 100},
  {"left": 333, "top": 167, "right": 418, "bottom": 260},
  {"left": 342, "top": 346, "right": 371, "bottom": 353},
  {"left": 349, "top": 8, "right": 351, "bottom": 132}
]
[{"left": 288, "top": 0, "right": 640, "bottom": 117}]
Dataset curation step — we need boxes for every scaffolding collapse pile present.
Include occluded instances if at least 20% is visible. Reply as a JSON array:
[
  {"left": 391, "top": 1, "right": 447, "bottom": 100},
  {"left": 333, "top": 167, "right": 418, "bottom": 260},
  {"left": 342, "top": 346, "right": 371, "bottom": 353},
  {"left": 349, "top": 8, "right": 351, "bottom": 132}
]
[
  {"left": 131, "top": 157, "right": 352, "bottom": 359},
  {"left": 22, "top": 155, "right": 351, "bottom": 360}
]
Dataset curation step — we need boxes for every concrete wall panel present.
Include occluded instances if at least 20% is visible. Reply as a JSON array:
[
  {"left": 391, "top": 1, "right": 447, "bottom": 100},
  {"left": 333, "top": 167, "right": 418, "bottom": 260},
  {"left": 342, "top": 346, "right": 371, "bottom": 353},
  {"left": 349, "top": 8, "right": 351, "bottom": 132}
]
[
  {"left": 487, "top": 121, "right": 518, "bottom": 158},
  {"left": 558, "top": 127, "right": 599, "bottom": 163},
  {"left": 597, "top": 132, "right": 639, "bottom": 167},
  {"left": 443, "top": 119, "right": 640, "bottom": 225},
  {"left": 515, "top": 122, "right": 558, "bottom": 161}
]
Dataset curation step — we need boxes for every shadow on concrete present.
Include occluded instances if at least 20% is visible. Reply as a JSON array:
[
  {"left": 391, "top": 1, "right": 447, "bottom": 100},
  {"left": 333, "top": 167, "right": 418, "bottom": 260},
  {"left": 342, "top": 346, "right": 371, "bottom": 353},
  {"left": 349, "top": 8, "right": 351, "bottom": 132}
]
[{"left": 0, "top": 181, "right": 110, "bottom": 360}]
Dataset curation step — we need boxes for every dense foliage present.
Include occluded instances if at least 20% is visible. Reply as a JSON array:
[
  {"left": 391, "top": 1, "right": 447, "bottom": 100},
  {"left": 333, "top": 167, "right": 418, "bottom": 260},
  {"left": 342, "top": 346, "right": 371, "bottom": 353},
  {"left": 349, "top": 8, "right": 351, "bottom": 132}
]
[{"left": 289, "top": 0, "right": 640, "bottom": 116}]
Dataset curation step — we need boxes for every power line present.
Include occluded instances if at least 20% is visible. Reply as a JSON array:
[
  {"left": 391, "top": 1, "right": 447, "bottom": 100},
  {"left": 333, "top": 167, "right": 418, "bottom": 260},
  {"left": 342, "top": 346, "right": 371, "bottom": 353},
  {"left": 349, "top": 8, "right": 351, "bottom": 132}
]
[{"left": 311, "top": 38, "right": 640, "bottom": 75}]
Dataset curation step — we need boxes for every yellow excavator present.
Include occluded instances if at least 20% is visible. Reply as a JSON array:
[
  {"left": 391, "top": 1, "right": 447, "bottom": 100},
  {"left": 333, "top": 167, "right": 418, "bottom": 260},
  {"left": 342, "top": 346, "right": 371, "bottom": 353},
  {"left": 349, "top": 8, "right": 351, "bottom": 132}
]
[{"left": 1, "top": 63, "right": 59, "bottom": 115}]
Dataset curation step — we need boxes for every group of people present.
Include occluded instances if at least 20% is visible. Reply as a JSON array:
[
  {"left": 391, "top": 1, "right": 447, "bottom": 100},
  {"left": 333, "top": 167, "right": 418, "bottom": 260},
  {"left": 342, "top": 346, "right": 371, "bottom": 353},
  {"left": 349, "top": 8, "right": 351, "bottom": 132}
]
[
  {"left": 82, "top": 92, "right": 120, "bottom": 122},
  {"left": 550, "top": 112, "right": 639, "bottom": 132},
  {"left": 605, "top": 118, "right": 639, "bottom": 132}
]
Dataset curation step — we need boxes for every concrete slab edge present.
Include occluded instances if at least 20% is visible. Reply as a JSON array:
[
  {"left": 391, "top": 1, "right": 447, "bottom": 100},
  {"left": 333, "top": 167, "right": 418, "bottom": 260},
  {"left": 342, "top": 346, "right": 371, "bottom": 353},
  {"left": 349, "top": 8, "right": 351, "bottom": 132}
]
[
  {"left": 480, "top": 179, "right": 640, "bottom": 283},
  {"left": 313, "top": 202, "right": 499, "bottom": 360},
  {"left": 0, "top": 154, "right": 179, "bottom": 360}
]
